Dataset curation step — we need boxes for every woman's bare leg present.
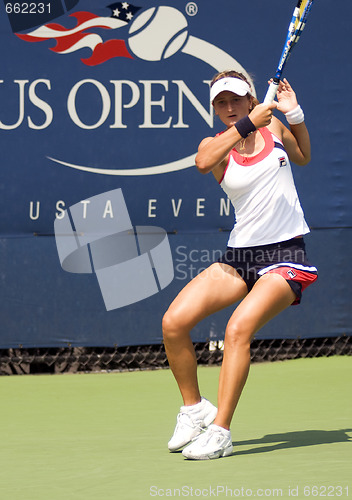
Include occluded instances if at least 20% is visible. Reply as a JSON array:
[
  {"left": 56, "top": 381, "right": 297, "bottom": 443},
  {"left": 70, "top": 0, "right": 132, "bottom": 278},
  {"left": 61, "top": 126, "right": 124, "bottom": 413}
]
[
  {"left": 162, "top": 263, "right": 248, "bottom": 405},
  {"left": 214, "top": 273, "right": 297, "bottom": 429}
]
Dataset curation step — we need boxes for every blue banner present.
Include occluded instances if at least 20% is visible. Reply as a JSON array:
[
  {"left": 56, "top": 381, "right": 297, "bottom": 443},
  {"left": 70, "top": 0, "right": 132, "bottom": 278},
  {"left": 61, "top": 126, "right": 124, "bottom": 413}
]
[{"left": 0, "top": 0, "right": 351, "bottom": 348}]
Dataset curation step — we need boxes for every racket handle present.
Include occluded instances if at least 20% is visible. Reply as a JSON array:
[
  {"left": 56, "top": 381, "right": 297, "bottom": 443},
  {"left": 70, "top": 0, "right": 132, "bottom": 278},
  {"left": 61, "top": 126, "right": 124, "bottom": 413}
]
[{"left": 264, "top": 79, "right": 279, "bottom": 104}]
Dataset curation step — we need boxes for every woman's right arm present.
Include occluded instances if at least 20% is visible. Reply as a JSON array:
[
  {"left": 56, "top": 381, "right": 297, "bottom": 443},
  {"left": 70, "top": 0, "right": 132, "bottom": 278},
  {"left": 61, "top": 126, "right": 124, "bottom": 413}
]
[{"left": 195, "top": 103, "right": 276, "bottom": 175}]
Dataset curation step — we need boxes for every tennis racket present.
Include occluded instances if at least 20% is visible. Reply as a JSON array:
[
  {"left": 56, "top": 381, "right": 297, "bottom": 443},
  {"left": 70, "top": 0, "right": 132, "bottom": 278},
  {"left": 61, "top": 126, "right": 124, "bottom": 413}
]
[{"left": 264, "top": 0, "right": 314, "bottom": 104}]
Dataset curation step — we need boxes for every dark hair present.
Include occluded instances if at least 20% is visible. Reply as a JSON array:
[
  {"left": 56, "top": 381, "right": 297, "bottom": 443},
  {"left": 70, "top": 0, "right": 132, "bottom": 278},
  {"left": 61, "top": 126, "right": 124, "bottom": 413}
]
[{"left": 210, "top": 70, "right": 259, "bottom": 110}]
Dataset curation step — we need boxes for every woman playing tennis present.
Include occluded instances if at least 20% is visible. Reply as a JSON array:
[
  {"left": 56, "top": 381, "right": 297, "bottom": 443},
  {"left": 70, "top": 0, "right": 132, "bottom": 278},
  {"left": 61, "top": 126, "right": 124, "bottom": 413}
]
[{"left": 162, "top": 71, "right": 318, "bottom": 460}]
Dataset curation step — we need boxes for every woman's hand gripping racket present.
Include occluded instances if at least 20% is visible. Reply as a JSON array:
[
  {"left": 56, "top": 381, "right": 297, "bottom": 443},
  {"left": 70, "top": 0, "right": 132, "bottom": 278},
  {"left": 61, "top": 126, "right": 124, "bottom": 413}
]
[{"left": 264, "top": 0, "right": 314, "bottom": 104}]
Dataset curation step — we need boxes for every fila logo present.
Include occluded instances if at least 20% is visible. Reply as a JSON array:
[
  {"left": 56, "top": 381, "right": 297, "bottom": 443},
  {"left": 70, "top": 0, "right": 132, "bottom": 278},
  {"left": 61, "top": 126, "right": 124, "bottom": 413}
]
[
  {"left": 279, "top": 157, "right": 287, "bottom": 167},
  {"left": 287, "top": 269, "right": 297, "bottom": 279}
]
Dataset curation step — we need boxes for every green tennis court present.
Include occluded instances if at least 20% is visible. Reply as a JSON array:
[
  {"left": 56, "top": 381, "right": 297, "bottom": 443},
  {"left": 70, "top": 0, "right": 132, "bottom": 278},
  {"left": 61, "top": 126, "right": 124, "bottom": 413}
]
[{"left": 1, "top": 356, "right": 351, "bottom": 500}]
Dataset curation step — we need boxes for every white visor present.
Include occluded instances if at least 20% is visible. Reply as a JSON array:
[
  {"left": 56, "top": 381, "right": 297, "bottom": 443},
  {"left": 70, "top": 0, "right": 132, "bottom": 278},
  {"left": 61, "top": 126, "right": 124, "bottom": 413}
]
[{"left": 210, "top": 77, "right": 252, "bottom": 103}]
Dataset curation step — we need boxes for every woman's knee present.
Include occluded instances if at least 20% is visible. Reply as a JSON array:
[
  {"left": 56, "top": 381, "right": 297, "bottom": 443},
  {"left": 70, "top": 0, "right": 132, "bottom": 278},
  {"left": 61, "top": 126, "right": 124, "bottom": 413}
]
[
  {"left": 162, "top": 309, "right": 174, "bottom": 339},
  {"left": 224, "top": 319, "right": 253, "bottom": 349},
  {"left": 162, "top": 307, "right": 190, "bottom": 341}
]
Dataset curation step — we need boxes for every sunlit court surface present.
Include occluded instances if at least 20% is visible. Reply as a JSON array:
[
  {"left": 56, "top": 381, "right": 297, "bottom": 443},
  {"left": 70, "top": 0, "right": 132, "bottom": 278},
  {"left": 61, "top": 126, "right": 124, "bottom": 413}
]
[
  {"left": 0, "top": 357, "right": 350, "bottom": 500},
  {"left": 1, "top": 0, "right": 351, "bottom": 498}
]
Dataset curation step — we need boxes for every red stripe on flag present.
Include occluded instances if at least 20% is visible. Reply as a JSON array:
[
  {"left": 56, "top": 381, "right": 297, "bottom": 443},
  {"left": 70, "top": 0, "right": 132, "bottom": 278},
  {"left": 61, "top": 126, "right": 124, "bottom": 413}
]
[
  {"left": 70, "top": 11, "right": 100, "bottom": 26},
  {"left": 45, "top": 23, "right": 69, "bottom": 31},
  {"left": 16, "top": 33, "right": 46, "bottom": 42},
  {"left": 49, "top": 32, "right": 91, "bottom": 53},
  {"left": 82, "top": 39, "right": 133, "bottom": 66}
]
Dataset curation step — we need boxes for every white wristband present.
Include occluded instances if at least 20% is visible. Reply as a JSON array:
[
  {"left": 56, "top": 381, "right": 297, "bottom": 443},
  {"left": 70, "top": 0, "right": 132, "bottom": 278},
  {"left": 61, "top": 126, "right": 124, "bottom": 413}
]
[{"left": 285, "top": 105, "right": 305, "bottom": 125}]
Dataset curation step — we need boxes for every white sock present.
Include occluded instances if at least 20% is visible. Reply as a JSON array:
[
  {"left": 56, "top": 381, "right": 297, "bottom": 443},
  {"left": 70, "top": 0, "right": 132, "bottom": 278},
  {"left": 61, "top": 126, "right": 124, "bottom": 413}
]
[
  {"left": 181, "top": 399, "right": 203, "bottom": 412},
  {"left": 209, "top": 423, "right": 231, "bottom": 435}
]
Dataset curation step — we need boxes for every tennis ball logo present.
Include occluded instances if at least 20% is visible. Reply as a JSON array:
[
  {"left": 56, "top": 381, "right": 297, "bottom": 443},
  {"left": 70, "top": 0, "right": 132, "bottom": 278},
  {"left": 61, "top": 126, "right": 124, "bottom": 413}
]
[{"left": 128, "top": 6, "right": 188, "bottom": 61}]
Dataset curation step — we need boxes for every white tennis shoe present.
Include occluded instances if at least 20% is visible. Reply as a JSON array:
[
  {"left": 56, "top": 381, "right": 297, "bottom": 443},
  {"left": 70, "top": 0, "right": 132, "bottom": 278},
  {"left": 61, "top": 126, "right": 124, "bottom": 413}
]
[
  {"left": 168, "top": 397, "right": 217, "bottom": 452},
  {"left": 182, "top": 424, "right": 233, "bottom": 460}
]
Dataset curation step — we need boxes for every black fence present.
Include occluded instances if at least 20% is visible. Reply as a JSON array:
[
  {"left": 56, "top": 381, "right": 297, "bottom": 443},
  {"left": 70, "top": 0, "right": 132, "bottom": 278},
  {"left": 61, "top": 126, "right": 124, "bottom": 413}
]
[{"left": 1, "top": 335, "right": 351, "bottom": 375}]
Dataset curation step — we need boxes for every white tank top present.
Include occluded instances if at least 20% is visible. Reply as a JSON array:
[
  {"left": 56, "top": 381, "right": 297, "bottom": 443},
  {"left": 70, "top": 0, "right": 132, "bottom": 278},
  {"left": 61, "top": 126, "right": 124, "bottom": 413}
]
[{"left": 219, "top": 127, "right": 310, "bottom": 248}]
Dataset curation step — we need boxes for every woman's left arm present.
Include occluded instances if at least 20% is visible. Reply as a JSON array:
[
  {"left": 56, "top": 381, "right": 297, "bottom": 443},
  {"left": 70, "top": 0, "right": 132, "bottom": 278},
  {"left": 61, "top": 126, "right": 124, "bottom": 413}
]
[{"left": 270, "top": 79, "right": 311, "bottom": 166}]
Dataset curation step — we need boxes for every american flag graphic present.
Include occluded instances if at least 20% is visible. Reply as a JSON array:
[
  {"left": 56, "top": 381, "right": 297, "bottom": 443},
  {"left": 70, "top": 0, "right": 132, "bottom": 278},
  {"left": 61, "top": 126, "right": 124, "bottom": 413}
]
[{"left": 15, "top": 2, "right": 141, "bottom": 66}]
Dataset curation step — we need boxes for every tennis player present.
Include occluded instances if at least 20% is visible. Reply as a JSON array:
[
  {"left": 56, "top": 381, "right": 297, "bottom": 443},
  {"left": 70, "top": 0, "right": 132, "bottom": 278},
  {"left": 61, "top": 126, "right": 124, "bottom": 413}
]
[{"left": 162, "top": 71, "right": 318, "bottom": 460}]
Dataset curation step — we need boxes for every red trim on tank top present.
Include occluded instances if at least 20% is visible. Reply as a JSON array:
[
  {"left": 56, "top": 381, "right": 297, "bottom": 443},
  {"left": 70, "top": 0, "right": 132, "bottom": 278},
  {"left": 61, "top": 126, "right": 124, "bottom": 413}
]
[{"left": 218, "top": 127, "right": 274, "bottom": 184}]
